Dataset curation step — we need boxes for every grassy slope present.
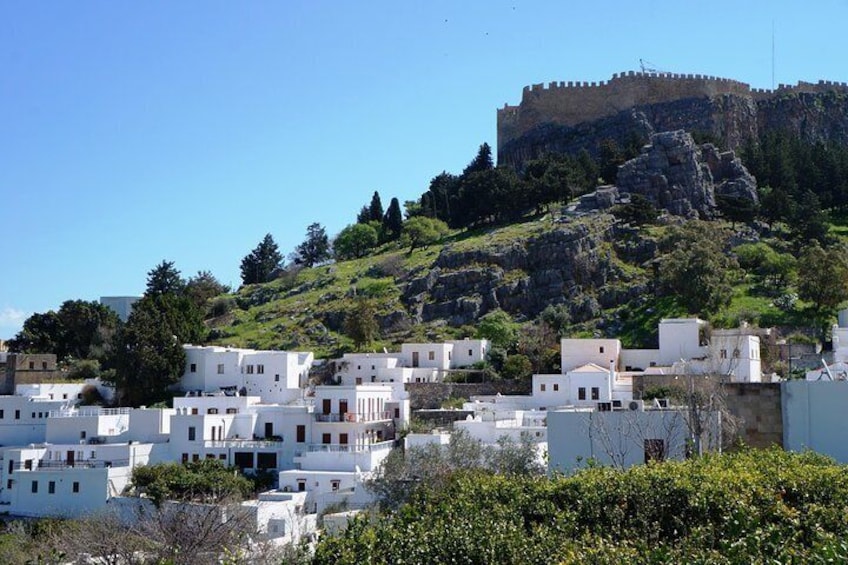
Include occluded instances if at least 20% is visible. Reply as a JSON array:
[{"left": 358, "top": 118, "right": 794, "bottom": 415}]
[{"left": 206, "top": 214, "right": 848, "bottom": 357}]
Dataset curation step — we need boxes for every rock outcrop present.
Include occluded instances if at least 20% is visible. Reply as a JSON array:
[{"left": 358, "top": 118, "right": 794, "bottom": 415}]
[
  {"left": 401, "top": 216, "right": 646, "bottom": 326},
  {"left": 616, "top": 130, "right": 757, "bottom": 218}
]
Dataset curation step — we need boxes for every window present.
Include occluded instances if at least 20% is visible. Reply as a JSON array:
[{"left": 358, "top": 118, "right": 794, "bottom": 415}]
[
  {"left": 371, "top": 365, "right": 375, "bottom": 370},
  {"left": 246, "top": 365, "right": 254, "bottom": 374},
  {"left": 6, "top": 480, "right": 11, "bottom": 490},
  {"left": 428, "top": 351, "right": 435, "bottom": 361},
  {"left": 72, "top": 482, "right": 80, "bottom": 493},
  {"left": 469, "top": 349, "right": 473, "bottom": 356},
  {"left": 181, "top": 453, "right": 189, "bottom": 463},
  {"left": 42, "top": 361, "right": 48, "bottom": 370},
  {"left": 733, "top": 349, "right": 740, "bottom": 359},
  {"left": 217, "top": 363, "right": 224, "bottom": 374},
  {"left": 31, "top": 481, "right": 38, "bottom": 494},
  {"left": 31, "top": 412, "right": 35, "bottom": 419},
  {"left": 297, "top": 480, "right": 306, "bottom": 492},
  {"left": 339, "top": 433, "right": 348, "bottom": 445},
  {"left": 257, "top": 364, "right": 264, "bottom": 374},
  {"left": 188, "top": 427, "right": 196, "bottom": 441},
  {"left": 394, "top": 408, "right": 400, "bottom": 418},
  {"left": 331, "top": 480, "right": 340, "bottom": 491},
  {"left": 578, "top": 388, "right": 586, "bottom": 401},
  {"left": 192, "top": 454, "right": 200, "bottom": 462},
  {"left": 0, "top": 410, "right": 4, "bottom": 419},
  {"left": 48, "top": 481, "right": 55, "bottom": 494},
  {"left": 29, "top": 361, "right": 34, "bottom": 370},
  {"left": 599, "top": 346, "right": 605, "bottom": 354},
  {"left": 591, "top": 387, "right": 600, "bottom": 400},
  {"left": 226, "top": 408, "right": 237, "bottom": 414},
  {"left": 191, "top": 408, "right": 199, "bottom": 415},
  {"left": 322, "top": 433, "right": 331, "bottom": 445},
  {"left": 553, "top": 383, "right": 559, "bottom": 392},
  {"left": 190, "top": 363, "right": 197, "bottom": 373},
  {"left": 14, "top": 410, "right": 19, "bottom": 420},
  {"left": 275, "top": 374, "right": 280, "bottom": 382},
  {"left": 207, "top": 408, "right": 218, "bottom": 414},
  {"left": 720, "top": 349, "right": 727, "bottom": 359},
  {"left": 219, "top": 454, "right": 227, "bottom": 460},
  {"left": 540, "top": 384, "right": 546, "bottom": 392},
  {"left": 355, "top": 377, "right": 362, "bottom": 385}
]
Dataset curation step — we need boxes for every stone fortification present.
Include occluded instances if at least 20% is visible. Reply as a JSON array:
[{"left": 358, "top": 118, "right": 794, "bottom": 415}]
[{"left": 498, "top": 71, "right": 848, "bottom": 158}]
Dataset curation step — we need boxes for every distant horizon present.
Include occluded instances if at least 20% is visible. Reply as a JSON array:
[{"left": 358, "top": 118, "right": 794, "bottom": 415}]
[{"left": 3, "top": 0, "right": 847, "bottom": 339}]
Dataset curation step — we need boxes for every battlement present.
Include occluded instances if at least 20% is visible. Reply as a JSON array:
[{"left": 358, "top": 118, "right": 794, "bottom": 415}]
[
  {"left": 520, "top": 71, "right": 751, "bottom": 96},
  {"left": 497, "top": 71, "right": 848, "bottom": 150}
]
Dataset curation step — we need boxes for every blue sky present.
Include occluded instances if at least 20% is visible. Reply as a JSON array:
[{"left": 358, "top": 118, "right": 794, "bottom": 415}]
[{"left": 2, "top": 0, "right": 847, "bottom": 339}]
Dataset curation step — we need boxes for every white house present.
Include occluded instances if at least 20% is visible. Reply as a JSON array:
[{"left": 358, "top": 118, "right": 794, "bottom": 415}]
[
  {"left": 334, "top": 339, "right": 490, "bottom": 385},
  {"left": 180, "top": 346, "right": 313, "bottom": 403}
]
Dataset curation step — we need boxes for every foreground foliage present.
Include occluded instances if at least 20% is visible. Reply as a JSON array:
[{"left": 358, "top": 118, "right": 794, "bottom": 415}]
[{"left": 315, "top": 449, "right": 848, "bottom": 564}]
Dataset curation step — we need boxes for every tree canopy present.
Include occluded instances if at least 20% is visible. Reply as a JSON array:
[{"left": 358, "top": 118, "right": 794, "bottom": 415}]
[
  {"left": 294, "top": 222, "right": 331, "bottom": 267},
  {"left": 381, "top": 197, "right": 403, "bottom": 241},
  {"left": 146, "top": 261, "right": 186, "bottom": 297},
  {"left": 657, "top": 222, "right": 738, "bottom": 315},
  {"left": 334, "top": 223, "right": 378, "bottom": 259},
  {"left": 107, "top": 293, "right": 203, "bottom": 406},
  {"left": 240, "top": 233, "right": 282, "bottom": 285},
  {"left": 400, "top": 216, "right": 449, "bottom": 252},
  {"left": 8, "top": 300, "right": 120, "bottom": 362}
]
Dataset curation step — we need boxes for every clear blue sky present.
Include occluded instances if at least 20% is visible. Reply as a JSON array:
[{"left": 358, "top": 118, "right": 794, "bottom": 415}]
[{"left": 2, "top": 0, "right": 847, "bottom": 339}]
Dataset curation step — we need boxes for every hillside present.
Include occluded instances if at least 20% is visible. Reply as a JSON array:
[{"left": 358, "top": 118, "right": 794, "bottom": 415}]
[{"left": 204, "top": 202, "right": 820, "bottom": 363}]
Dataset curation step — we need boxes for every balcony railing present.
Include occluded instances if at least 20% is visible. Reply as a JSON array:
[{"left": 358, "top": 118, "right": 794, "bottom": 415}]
[
  {"left": 203, "top": 439, "right": 284, "bottom": 449},
  {"left": 48, "top": 407, "right": 131, "bottom": 418},
  {"left": 314, "top": 411, "right": 392, "bottom": 423},
  {"left": 13, "top": 459, "right": 130, "bottom": 471},
  {"left": 298, "top": 440, "right": 395, "bottom": 454}
]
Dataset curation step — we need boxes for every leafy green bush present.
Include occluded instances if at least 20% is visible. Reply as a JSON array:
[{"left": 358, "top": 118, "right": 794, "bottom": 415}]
[{"left": 315, "top": 448, "right": 848, "bottom": 564}]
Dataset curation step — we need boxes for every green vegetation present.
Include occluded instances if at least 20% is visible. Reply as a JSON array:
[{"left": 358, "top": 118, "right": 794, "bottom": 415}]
[
  {"left": 127, "top": 459, "right": 254, "bottom": 507},
  {"left": 316, "top": 449, "right": 848, "bottom": 564}
]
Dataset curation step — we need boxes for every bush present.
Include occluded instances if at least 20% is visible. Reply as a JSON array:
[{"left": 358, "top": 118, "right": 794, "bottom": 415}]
[
  {"left": 208, "top": 296, "right": 236, "bottom": 318},
  {"left": 315, "top": 449, "right": 848, "bottom": 564}
]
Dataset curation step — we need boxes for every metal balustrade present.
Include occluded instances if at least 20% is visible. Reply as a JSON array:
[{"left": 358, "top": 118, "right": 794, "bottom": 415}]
[
  {"left": 303, "top": 440, "right": 395, "bottom": 453},
  {"left": 12, "top": 459, "right": 130, "bottom": 471},
  {"left": 314, "top": 411, "right": 392, "bottom": 423}
]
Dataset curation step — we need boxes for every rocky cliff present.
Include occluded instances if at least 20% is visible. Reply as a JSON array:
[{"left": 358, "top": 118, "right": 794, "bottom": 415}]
[
  {"left": 499, "top": 90, "right": 848, "bottom": 172},
  {"left": 400, "top": 215, "right": 645, "bottom": 327},
  {"left": 616, "top": 130, "right": 757, "bottom": 218}
]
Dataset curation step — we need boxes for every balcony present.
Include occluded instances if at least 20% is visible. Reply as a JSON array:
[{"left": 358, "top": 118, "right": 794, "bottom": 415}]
[
  {"left": 304, "top": 440, "right": 395, "bottom": 453},
  {"left": 13, "top": 459, "right": 130, "bottom": 471},
  {"left": 314, "top": 411, "right": 392, "bottom": 423},
  {"left": 204, "top": 439, "right": 284, "bottom": 449},
  {"left": 48, "top": 407, "right": 131, "bottom": 418}
]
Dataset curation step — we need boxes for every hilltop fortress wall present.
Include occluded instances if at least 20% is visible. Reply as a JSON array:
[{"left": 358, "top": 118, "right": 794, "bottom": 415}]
[{"left": 497, "top": 71, "right": 848, "bottom": 150}]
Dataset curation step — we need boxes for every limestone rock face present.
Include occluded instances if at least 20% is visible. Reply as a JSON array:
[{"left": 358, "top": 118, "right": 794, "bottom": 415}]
[
  {"left": 616, "top": 130, "right": 757, "bottom": 218},
  {"left": 401, "top": 216, "right": 646, "bottom": 326}
]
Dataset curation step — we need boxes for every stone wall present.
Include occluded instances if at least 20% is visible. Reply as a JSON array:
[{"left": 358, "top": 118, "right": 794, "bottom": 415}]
[
  {"left": 2, "top": 353, "right": 64, "bottom": 395},
  {"left": 406, "top": 380, "right": 532, "bottom": 410},
  {"left": 633, "top": 375, "right": 782, "bottom": 449},
  {"left": 497, "top": 71, "right": 848, "bottom": 150}
]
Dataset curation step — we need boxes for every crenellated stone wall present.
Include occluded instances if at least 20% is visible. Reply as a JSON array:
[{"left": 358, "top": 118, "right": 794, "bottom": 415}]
[{"left": 497, "top": 71, "right": 848, "bottom": 151}]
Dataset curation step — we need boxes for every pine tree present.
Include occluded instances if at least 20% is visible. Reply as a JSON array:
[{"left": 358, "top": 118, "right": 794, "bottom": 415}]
[
  {"left": 294, "top": 223, "right": 331, "bottom": 267},
  {"left": 240, "top": 234, "right": 283, "bottom": 285},
  {"left": 145, "top": 261, "right": 186, "bottom": 297},
  {"left": 462, "top": 143, "right": 494, "bottom": 176}
]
